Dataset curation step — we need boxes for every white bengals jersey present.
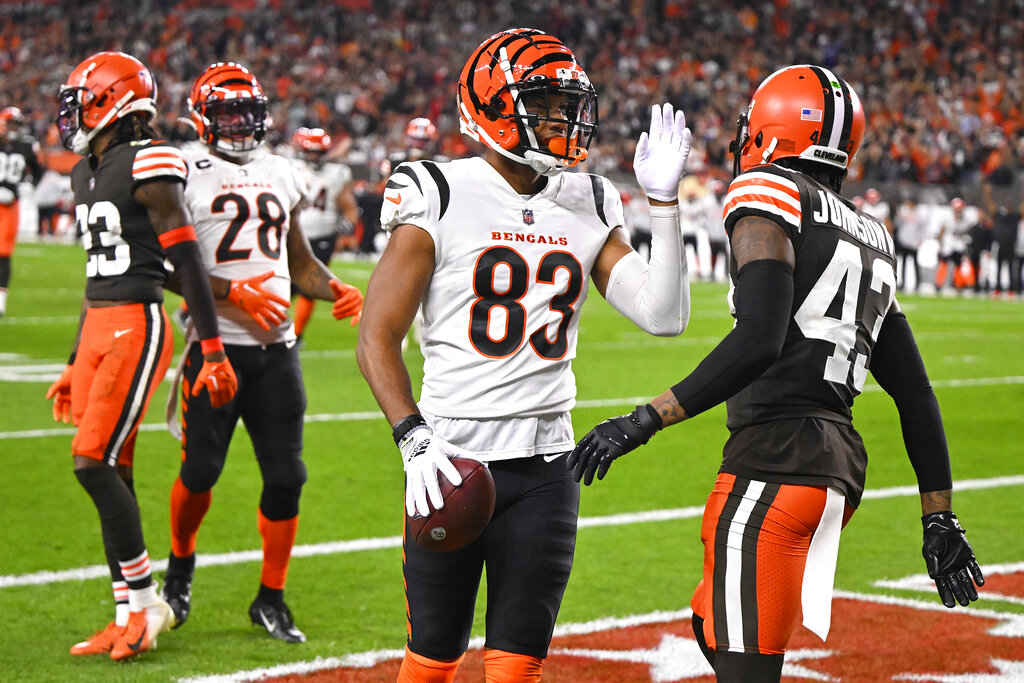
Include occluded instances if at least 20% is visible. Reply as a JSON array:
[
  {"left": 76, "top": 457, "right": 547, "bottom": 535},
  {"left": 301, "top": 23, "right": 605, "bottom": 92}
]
[
  {"left": 182, "top": 149, "right": 306, "bottom": 345},
  {"left": 291, "top": 158, "right": 352, "bottom": 239},
  {"left": 382, "top": 157, "right": 623, "bottom": 421}
]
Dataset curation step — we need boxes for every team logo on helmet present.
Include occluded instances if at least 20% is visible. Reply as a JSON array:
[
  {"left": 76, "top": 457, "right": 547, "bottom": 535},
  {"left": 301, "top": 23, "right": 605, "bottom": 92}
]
[
  {"left": 731, "top": 65, "right": 865, "bottom": 178},
  {"left": 189, "top": 62, "right": 270, "bottom": 156},
  {"left": 56, "top": 51, "right": 158, "bottom": 156},
  {"left": 457, "top": 28, "right": 598, "bottom": 177}
]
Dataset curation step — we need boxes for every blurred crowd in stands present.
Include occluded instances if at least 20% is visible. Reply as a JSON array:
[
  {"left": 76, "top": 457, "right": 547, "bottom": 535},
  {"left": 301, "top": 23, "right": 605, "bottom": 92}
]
[{"left": 1, "top": 0, "right": 1022, "bottom": 294}]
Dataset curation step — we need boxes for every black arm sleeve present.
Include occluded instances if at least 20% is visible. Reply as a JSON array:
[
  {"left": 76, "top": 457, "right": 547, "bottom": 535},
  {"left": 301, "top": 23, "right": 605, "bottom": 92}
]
[
  {"left": 163, "top": 240, "right": 221, "bottom": 343},
  {"left": 868, "top": 311, "right": 952, "bottom": 493},
  {"left": 670, "top": 259, "right": 793, "bottom": 418}
]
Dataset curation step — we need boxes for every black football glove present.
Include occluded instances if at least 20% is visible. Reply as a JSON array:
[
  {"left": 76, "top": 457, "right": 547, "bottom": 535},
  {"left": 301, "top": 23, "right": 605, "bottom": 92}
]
[
  {"left": 921, "top": 510, "right": 984, "bottom": 608},
  {"left": 568, "top": 404, "right": 662, "bottom": 485}
]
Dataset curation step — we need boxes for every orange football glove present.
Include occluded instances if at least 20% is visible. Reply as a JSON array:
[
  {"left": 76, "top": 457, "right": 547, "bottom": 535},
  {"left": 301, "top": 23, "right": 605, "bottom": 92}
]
[
  {"left": 330, "top": 279, "right": 364, "bottom": 326},
  {"left": 227, "top": 271, "right": 290, "bottom": 331},
  {"left": 45, "top": 364, "right": 73, "bottom": 424},
  {"left": 192, "top": 356, "right": 238, "bottom": 409}
]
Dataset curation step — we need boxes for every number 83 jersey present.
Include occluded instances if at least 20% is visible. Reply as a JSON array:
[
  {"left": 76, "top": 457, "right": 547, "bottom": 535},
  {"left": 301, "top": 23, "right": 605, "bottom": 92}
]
[
  {"left": 723, "top": 164, "right": 898, "bottom": 429},
  {"left": 382, "top": 157, "right": 623, "bottom": 419}
]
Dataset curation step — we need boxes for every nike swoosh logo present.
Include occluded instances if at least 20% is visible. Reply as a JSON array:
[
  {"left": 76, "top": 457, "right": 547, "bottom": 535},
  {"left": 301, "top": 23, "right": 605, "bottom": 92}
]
[
  {"left": 257, "top": 608, "right": 277, "bottom": 633},
  {"left": 385, "top": 193, "right": 401, "bottom": 204},
  {"left": 286, "top": 339, "right": 298, "bottom": 349},
  {"left": 126, "top": 629, "right": 145, "bottom": 652},
  {"left": 114, "top": 329, "right": 133, "bottom": 338},
  {"left": 543, "top": 453, "right": 565, "bottom": 462}
]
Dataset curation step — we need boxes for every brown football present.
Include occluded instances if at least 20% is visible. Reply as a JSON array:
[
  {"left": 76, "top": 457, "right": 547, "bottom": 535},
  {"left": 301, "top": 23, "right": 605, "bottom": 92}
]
[{"left": 406, "top": 457, "right": 496, "bottom": 552}]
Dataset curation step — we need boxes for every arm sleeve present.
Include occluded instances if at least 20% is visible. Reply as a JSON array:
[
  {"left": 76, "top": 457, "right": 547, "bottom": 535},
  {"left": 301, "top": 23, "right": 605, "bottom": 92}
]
[
  {"left": 868, "top": 311, "right": 953, "bottom": 492},
  {"left": 604, "top": 204, "right": 690, "bottom": 337},
  {"left": 162, "top": 240, "right": 221, "bottom": 343},
  {"left": 670, "top": 259, "right": 793, "bottom": 417}
]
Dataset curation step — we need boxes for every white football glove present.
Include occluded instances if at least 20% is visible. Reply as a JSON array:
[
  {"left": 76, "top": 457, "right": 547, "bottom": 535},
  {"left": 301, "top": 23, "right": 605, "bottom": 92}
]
[
  {"left": 398, "top": 425, "right": 465, "bottom": 518},
  {"left": 633, "top": 103, "right": 692, "bottom": 202},
  {"left": 0, "top": 187, "right": 15, "bottom": 205}
]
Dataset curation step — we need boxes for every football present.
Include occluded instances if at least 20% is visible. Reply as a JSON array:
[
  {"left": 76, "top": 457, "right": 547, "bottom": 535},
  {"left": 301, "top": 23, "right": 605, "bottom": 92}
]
[{"left": 406, "top": 457, "right": 496, "bottom": 552}]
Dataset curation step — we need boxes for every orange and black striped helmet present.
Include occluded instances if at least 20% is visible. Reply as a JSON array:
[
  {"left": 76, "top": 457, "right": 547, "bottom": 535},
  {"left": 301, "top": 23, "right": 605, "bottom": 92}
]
[
  {"left": 732, "top": 65, "right": 864, "bottom": 176},
  {"left": 457, "top": 28, "right": 598, "bottom": 176},
  {"left": 189, "top": 62, "right": 270, "bottom": 154}
]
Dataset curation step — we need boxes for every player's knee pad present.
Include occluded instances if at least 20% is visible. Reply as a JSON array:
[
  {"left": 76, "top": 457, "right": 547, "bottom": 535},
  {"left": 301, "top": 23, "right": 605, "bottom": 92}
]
[
  {"left": 179, "top": 457, "right": 225, "bottom": 493},
  {"left": 483, "top": 649, "right": 542, "bottom": 682},
  {"left": 258, "top": 460, "right": 306, "bottom": 520}
]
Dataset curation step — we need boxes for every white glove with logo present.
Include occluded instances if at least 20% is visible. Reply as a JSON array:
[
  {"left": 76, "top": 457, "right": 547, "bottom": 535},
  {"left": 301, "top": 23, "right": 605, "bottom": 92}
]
[
  {"left": 0, "top": 187, "right": 15, "bottom": 205},
  {"left": 399, "top": 425, "right": 465, "bottom": 518},
  {"left": 633, "top": 103, "right": 692, "bottom": 202}
]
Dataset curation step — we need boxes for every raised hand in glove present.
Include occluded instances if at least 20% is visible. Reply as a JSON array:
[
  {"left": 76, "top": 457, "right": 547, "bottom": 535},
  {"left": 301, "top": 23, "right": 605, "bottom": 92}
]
[
  {"left": 922, "top": 510, "right": 985, "bottom": 607},
  {"left": 568, "top": 404, "right": 662, "bottom": 485},
  {"left": 330, "top": 279, "right": 363, "bottom": 325},
  {"left": 633, "top": 103, "right": 692, "bottom": 202},
  {"left": 398, "top": 424, "right": 465, "bottom": 518},
  {"left": 226, "top": 271, "right": 290, "bottom": 331},
  {"left": 45, "top": 364, "right": 73, "bottom": 424},
  {"left": 192, "top": 353, "right": 238, "bottom": 410}
]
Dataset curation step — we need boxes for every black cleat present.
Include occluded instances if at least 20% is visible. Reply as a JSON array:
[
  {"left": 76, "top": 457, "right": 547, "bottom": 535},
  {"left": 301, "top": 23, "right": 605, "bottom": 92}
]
[
  {"left": 162, "top": 573, "right": 192, "bottom": 629},
  {"left": 249, "top": 597, "right": 306, "bottom": 643}
]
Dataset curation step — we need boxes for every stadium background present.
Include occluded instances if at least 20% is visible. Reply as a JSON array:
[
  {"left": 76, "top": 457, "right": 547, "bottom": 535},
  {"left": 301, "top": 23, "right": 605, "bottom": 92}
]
[{"left": 1, "top": 1, "right": 1023, "bottom": 681}]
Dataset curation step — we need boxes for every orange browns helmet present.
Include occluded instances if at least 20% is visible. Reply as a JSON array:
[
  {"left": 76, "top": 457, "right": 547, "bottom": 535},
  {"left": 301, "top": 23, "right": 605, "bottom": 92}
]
[
  {"left": 732, "top": 65, "right": 864, "bottom": 177},
  {"left": 56, "top": 51, "right": 157, "bottom": 156},
  {"left": 189, "top": 62, "right": 269, "bottom": 155},
  {"left": 0, "top": 106, "right": 23, "bottom": 139},
  {"left": 457, "top": 28, "right": 598, "bottom": 176}
]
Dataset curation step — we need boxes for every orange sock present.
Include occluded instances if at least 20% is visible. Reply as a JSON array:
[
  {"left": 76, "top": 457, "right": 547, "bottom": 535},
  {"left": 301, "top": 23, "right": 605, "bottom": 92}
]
[
  {"left": 257, "top": 510, "right": 298, "bottom": 590},
  {"left": 169, "top": 477, "right": 212, "bottom": 557},
  {"left": 483, "top": 649, "right": 543, "bottom": 682},
  {"left": 397, "top": 648, "right": 464, "bottom": 683},
  {"left": 293, "top": 296, "right": 315, "bottom": 337},
  {"left": 935, "top": 261, "right": 949, "bottom": 288}
]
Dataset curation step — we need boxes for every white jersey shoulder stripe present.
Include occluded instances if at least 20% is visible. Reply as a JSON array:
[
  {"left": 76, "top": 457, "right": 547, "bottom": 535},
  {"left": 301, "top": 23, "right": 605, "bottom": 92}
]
[
  {"left": 724, "top": 183, "right": 801, "bottom": 214},
  {"left": 725, "top": 199, "right": 801, "bottom": 228},
  {"left": 132, "top": 146, "right": 188, "bottom": 182}
]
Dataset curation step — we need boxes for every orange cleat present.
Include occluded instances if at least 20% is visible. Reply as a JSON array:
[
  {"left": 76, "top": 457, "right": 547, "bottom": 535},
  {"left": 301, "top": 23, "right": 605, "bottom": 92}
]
[{"left": 70, "top": 620, "right": 124, "bottom": 656}]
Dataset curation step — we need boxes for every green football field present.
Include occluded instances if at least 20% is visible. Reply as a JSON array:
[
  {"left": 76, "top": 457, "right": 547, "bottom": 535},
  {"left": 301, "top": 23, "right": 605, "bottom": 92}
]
[{"left": 1, "top": 241, "right": 1022, "bottom": 682}]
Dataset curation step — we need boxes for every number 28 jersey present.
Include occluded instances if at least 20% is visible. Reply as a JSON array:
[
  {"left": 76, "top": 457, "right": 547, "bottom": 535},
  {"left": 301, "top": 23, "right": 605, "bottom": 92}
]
[
  {"left": 723, "top": 164, "right": 898, "bottom": 428},
  {"left": 382, "top": 157, "right": 623, "bottom": 419},
  {"left": 182, "top": 149, "right": 305, "bottom": 345}
]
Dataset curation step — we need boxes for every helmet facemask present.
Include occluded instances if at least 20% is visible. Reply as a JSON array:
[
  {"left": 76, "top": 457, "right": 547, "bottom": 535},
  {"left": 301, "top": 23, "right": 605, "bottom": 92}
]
[
  {"left": 57, "top": 86, "right": 91, "bottom": 155},
  {"left": 197, "top": 97, "right": 268, "bottom": 156},
  {"left": 508, "top": 76, "right": 597, "bottom": 176}
]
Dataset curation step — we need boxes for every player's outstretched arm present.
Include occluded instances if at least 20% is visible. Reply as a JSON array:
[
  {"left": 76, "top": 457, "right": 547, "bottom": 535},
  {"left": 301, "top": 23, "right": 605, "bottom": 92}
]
[
  {"left": 869, "top": 309, "right": 984, "bottom": 607},
  {"left": 592, "top": 103, "right": 692, "bottom": 337}
]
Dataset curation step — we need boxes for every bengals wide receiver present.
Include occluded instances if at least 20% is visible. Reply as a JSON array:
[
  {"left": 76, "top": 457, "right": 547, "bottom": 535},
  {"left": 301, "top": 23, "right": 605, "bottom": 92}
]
[
  {"left": 569, "top": 65, "right": 984, "bottom": 682},
  {"left": 357, "top": 28, "right": 692, "bottom": 681},
  {"left": 160, "top": 62, "right": 363, "bottom": 644},
  {"left": 48, "top": 50, "right": 237, "bottom": 660}
]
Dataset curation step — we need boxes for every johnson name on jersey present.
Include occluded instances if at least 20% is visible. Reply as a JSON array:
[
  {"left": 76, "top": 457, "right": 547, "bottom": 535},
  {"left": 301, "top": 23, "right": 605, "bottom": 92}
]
[
  {"left": 291, "top": 158, "right": 352, "bottom": 239},
  {"left": 382, "top": 157, "right": 623, "bottom": 419},
  {"left": 722, "top": 163, "right": 897, "bottom": 427},
  {"left": 71, "top": 141, "right": 188, "bottom": 303},
  {"left": 182, "top": 149, "right": 306, "bottom": 345}
]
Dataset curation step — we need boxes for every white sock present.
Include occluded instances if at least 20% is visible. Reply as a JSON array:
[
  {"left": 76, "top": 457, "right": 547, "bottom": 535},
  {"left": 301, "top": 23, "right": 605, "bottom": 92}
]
[
  {"left": 115, "top": 603, "right": 130, "bottom": 627},
  {"left": 0, "top": 289, "right": 7, "bottom": 315},
  {"left": 128, "top": 583, "right": 160, "bottom": 611}
]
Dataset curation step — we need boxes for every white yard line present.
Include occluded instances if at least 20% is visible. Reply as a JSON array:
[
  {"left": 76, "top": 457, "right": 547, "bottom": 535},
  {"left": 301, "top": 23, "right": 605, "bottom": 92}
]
[{"left": 3, "top": 474, "right": 1022, "bottom": 590}]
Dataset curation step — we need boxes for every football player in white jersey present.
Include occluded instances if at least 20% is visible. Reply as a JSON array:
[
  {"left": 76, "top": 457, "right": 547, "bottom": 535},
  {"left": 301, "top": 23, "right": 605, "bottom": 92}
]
[
  {"left": 161, "top": 62, "right": 364, "bottom": 643},
  {"left": 290, "top": 127, "right": 360, "bottom": 340},
  {"left": 356, "top": 29, "right": 692, "bottom": 682}
]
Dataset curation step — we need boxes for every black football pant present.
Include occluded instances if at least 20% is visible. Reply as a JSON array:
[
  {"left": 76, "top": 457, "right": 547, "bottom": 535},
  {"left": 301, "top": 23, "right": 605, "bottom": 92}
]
[{"left": 403, "top": 453, "right": 579, "bottom": 661}]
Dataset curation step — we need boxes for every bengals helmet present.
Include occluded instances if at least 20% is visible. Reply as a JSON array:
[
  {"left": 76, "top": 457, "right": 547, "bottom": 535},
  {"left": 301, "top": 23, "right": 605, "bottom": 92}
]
[
  {"left": 57, "top": 51, "right": 157, "bottom": 156},
  {"left": 731, "top": 65, "right": 864, "bottom": 178},
  {"left": 189, "top": 62, "right": 269, "bottom": 155},
  {"left": 406, "top": 117, "right": 437, "bottom": 149},
  {"left": 457, "top": 28, "right": 598, "bottom": 176},
  {"left": 292, "top": 126, "right": 332, "bottom": 166}
]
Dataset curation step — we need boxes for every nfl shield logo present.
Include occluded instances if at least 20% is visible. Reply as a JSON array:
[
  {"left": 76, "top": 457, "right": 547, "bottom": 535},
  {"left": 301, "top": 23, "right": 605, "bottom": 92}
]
[{"left": 522, "top": 209, "right": 535, "bottom": 225}]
